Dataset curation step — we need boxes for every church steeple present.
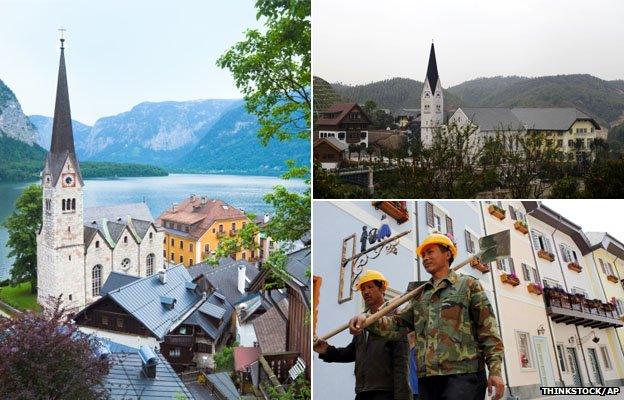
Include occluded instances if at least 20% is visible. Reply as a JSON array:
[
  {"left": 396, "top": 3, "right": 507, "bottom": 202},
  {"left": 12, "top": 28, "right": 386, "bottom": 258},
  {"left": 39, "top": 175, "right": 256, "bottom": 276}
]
[
  {"left": 47, "top": 36, "right": 82, "bottom": 185},
  {"left": 425, "top": 42, "right": 439, "bottom": 94}
]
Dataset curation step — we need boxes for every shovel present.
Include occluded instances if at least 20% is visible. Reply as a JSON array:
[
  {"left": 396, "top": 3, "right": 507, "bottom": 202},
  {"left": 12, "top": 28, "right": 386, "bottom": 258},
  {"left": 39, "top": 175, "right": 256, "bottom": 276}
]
[{"left": 316, "top": 230, "right": 511, "bottom": 341}]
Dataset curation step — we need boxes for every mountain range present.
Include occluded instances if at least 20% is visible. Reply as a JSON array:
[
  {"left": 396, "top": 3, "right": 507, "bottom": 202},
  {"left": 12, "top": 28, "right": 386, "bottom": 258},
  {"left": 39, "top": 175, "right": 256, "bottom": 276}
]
[
  {"left": 1, "top": 78, "right": 309, "bottom": 180},
  {"left": 325, "top": 74, "right": 624, "bottom": 128}
]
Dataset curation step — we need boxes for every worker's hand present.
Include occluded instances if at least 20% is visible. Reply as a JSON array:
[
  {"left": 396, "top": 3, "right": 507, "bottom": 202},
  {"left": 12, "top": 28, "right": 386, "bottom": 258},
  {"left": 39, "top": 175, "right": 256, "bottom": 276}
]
[
  {"left": 487, "top": 375, "right": 505, "bottom": 400},
  {"left": 313, "top": 338, "right": 329, "bottom": 354},
  {"left": 348, "top": 314, "right": 367, "bottom": 335}
]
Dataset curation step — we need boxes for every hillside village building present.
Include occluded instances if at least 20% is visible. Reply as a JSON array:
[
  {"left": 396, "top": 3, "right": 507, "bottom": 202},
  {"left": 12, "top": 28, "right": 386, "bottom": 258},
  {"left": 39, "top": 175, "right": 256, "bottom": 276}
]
[
  {"left": 36, "top": 39, "right": 164, "bottom": 313},
  {"left": 315, "top": 103, "right": 370, "bottom": 148},
  {"left": 313, "top": 201, "right": 624, "bottom": 400}
]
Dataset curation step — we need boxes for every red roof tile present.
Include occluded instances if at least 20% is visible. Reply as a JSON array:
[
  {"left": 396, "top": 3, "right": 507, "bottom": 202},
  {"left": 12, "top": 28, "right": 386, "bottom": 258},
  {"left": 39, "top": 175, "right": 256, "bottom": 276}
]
[{"left": 233, "top": 346, "right": 261, "bottom": 372}]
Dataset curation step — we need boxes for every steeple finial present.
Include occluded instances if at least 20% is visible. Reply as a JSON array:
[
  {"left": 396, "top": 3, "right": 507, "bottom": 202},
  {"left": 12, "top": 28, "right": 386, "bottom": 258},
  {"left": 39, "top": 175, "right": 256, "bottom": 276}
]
[
  {"left": 425, "top": 42, "right": 439, "bottom": 92},
  {"left": 58, "top": 27, "right": 66, "bottom": 49}
]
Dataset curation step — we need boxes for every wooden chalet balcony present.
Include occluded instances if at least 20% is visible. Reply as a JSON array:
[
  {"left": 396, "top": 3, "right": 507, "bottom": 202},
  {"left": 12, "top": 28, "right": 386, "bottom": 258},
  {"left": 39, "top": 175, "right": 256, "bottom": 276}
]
[
  {"left": 164, "top": 334, "right": 196, "bottom": 347},
  {"left": 372, "top": 201, "right": 409, "bottom": 224},
  {"left": 263, "top": 351, "right": 301, "bottom": 383},
  {"left": 543, "top": 287, "right": 623, "bottom": 329}
]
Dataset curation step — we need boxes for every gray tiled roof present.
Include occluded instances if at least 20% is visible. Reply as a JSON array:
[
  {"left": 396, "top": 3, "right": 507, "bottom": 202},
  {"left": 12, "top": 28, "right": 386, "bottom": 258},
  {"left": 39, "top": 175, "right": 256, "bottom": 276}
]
[
  {"left": 100, "top": 272, "right": 140, "bottom": 295},
  {"left": 83, "top": 203, "right": 156, "bottom": 247},
  {"left": 511, "top": 107, "right": 600, "bottom": 131},
  {"left": 91, "top": 266, "right": 203, "bottom": 340},
  {"left": 84, "top": 203, "right": 154, "bottom": 224},
  {"left": 104, "top": 351, "right": 194, "bottom": 399},
  {"left": 188, "top": 258, "right": 260, "bottom": 305},
  {"left": 459, "top": 108, "right": 524, "bottom": 132},
  {"left": 183, "top": 293, "right": 234, "bottom": 341},
  {"left": 286, "top": 247, "right": 311, "bottom": 287},
  {"left": 205, "top": 372, "right": 239, "bottom": 400}
]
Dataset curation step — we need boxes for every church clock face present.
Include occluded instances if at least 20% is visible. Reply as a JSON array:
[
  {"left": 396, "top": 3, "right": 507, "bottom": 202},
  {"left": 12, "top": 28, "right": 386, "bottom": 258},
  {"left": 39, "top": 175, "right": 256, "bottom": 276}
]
[{"left": 62, "top": 173, "right": 75, "bottom": 187}]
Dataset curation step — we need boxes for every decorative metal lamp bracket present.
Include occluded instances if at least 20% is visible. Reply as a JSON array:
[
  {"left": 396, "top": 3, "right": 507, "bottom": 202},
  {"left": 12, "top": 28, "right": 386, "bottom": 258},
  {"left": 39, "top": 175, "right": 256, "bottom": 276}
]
[{"left": 337, "top": 229, "right": 411, "bottom": 304}]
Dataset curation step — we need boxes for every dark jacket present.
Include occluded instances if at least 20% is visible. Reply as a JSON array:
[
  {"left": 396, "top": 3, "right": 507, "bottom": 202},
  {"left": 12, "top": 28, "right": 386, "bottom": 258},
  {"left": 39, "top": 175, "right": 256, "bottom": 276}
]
[{"left": 319, "top": 330, "right": 410, "bottom": 399}]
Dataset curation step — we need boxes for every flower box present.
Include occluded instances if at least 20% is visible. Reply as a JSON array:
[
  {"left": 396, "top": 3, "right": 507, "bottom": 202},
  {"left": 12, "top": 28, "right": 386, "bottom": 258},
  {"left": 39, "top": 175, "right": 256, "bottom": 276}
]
[
  {"left": 501, "top": 273, "right": 520, "bottom": 287},
  {"left": 470, "top": 258, "right": 490, "bottom": 273},
  {"left": 607, "top": 275, "right": 619, "bottom": 284},
  {"left": 372, "top": 201, "right": 409, "bottom": 224},
  {"left": 527, "top": 283, "right": 543, "bottom": 295},
  {"left": 538, "top": 250, "right": 555, "bottom": 262},
  {"left": 488, "top": 204, "right": 506, "bottom": 220},
  {"left": 567, "top": 262, "right": 582, "bottom": 273},
  {"left": 514, "top": 220, "right": 529, "bottom": 234}
]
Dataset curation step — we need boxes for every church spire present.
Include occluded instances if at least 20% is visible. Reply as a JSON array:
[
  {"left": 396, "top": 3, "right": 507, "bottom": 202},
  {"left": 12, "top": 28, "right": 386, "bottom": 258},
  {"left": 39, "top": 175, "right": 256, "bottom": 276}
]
[
  {"left": 425, "top": 42, "right": 439, "bottom": 92},
  {"left": 47, "top": 33, "right": 82, "bottom": 185}
]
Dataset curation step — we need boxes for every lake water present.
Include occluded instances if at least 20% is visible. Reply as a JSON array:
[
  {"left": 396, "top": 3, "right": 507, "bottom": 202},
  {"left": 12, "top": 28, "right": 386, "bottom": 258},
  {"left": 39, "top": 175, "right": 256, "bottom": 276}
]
[{"left": 0, "top": 173, "right": 307, "bottom": 280}]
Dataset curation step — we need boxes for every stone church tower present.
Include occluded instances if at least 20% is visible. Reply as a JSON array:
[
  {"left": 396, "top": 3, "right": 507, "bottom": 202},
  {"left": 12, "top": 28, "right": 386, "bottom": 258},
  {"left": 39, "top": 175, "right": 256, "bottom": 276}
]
[
  {"left": 37, "top": 38, "right": 86, "bottom": 312},
  {"left": 420, "top": 42, "right": 444, "bottom": 147}
]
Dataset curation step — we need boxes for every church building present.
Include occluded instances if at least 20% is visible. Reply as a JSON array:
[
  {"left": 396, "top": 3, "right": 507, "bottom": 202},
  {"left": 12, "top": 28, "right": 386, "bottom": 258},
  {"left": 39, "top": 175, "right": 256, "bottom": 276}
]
[
  {"left": 420, "top": 42, "right": 445, "bottom": 146},
  {"left": 36, "top": 39, "right": 164, "bottom": 313}
]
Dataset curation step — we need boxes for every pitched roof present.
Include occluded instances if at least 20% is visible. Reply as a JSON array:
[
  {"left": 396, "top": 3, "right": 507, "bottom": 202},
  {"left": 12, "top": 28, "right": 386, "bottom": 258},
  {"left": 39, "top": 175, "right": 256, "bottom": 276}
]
[
  {"left": 104, "top": 351, "right": 194, "bottom": 399},
  {"left": 83, "top": 203, "right": 156, "bottom": 247},
  {"left": 77, "top": 266, "right": 203, "bottom": 340},
  {"left": 425, "top": 42, "right": 440, "bottom": 92},
  {"left": 252, "top": 299, "right": 288, "bottom": 353},
  {"left": 47, "top": 40, "right": 82, "bottom": 186},
  {"left": 204, "top": 372, "right": 239, "bottom": 400},
  {"left": 156, "top": 197, "right": 247, "bottom": 240},
  {"left": 188, "top": 258, "right": 260, "bottom": 305},
  {"left": 182, "top": 293, "right": 234, "bottom": 341},
  {"left": 233, "top": 346, "right": 262, "bottom": 372},
  {"left": 315, "top": 102, "right": 371, "bottom": 126},
  {"left": 286, "top": 247, "right": 311, "bottom": 287},
  {"left": 511, "top": 107, "right": 600, "bottom": 131},
  {"left": 586, "top": 232, "right": 624, "bottom": 259},
  {"left": 100, "top": 272, "right": 141, "bottom": 295},
  {"left": 313, "top": 137, "right": 348, "bottom": 152},
  {"left": 458, "top": 107, "right": 524, "bottom": 132}
]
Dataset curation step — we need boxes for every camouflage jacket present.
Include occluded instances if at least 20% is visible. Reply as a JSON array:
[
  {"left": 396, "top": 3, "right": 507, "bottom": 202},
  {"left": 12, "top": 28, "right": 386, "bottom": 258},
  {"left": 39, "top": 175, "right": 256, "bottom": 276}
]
[{"left": 367, "top": 270, "right": 504, "bottom": 378}]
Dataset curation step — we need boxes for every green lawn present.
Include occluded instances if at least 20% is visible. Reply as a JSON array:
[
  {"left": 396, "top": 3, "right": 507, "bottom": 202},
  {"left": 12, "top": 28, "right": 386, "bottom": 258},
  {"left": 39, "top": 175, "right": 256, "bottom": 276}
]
[{"left": 0, "top": 282, "right": 41, "bottom": 312}]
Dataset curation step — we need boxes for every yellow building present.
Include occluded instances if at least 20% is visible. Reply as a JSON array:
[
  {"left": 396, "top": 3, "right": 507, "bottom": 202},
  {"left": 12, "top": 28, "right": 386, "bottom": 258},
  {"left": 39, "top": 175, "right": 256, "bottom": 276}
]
[{"left": 156, "top": 195, "right": 254, "bottom": 267}]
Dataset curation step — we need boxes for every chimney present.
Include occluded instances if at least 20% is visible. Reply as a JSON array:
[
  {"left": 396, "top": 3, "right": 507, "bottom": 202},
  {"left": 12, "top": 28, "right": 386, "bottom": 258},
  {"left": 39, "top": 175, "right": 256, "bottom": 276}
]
[
  {"left": 158, "top": 269, "right": 167, "bottom": 284},
  {"left": 138, "top": 345, "right": 158, "bottom": 379},
  {"left": 190, "top": 194, "right": 196, "bottom": 202},
  {"left": 171, "top": 203, "right": 178, "bottom": 213},
  {"left": 238, "top": 264, "right": 246, "bottom": 294},
  {"left": 264, "top": 214, "right": 270, "bottom": 223}
]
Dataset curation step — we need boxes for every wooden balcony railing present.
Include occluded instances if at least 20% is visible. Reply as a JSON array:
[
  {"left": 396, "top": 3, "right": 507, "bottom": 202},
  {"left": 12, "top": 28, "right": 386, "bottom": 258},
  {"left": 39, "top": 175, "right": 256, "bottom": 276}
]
[
  {"left": 164, "top": 334, "right": 196, "bottom": 347},
  {"left": 543, "top": 287, "right": 623, "bottom": 329}
]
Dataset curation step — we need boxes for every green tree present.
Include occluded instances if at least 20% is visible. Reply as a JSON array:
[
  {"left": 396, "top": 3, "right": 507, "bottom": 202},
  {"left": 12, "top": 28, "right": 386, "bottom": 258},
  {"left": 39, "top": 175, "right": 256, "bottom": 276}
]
[
  {"left": 209, "top": 214, "right": 260, "bottom": 265},
  {"left": 213, "top": 341, "right": 238, "bottom": 371},
  {"left": 3, "top": 184, "right": 42, "bottom": 293}
]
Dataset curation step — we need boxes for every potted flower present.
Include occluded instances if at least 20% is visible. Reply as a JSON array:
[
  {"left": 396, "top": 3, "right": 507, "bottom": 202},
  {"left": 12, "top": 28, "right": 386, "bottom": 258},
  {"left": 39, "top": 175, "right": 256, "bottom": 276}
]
[
  {"left": 501, "top": 272, "right": 520, "bottom": 287},
  {"left": 537, "top": 250, "right": 555, "bottom": 262},
  {"left": 567, "top": 262, "right": 582, "bottom": 273},
  {"left": 470, "top": 257, "right": 490, "bottom": 273},
  {"left": 607, "top": 274, "right": 619, "bottom": 284},
  {"left": 527, "top": 282, "right": 544, "bottom": 295},
  {"left": 488, "top": 204, "right": 506, "bottom": 220},
  {"left": 514, "top": 220, "right": 529, "bottom": 234}
]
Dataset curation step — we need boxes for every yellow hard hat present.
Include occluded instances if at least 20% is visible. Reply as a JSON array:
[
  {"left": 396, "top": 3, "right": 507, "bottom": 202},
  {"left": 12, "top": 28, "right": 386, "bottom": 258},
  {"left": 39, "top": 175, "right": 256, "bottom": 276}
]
[
  {"left": 416, "top": 233, "right": 458, "bottom": 258},
  {"left": 354, "top": 269, "right": 388, "bottom": 291}
]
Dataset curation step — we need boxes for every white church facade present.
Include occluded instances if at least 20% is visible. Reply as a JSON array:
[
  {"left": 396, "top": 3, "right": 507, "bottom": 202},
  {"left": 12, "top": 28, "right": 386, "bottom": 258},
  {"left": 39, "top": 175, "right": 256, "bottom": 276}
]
[{"left": 36, "top": 39, "right": 164, "bottom": 313}]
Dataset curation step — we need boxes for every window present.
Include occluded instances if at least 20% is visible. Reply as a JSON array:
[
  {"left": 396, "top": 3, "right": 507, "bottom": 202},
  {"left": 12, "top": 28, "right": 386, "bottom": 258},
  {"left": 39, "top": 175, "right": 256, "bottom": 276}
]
[
  {"left": 530, "top": 229, "right": 553, "bottom": 254},
  {"left": 204, "top": 244, "right": 210, "bottom": 252},
  {"left": 149, "top": 232, "right": 153, "bottom": 240},
  {"left": 171, "top": 238, "right": 174, "bottom": 246},
  {"left": 121, "top": 258, "right": 131, "bottom": 270},
  {"left": 116, "top": 318, "right": 123, "bottom": 329},
  {"left": 231, "top": 222, "right": 236, "bottom": 231},
  {"left": 189, "top": 258, "right": 193, "bottom": 265},
  {"left": 434, "top": 215, "right": 442, "bottom": 231},
  {"left": 556, "top": 344, "right": 567, "bottom": 372},
  {"left": 163, "top": 237, "right": 166, "bottom": 244},
  {"left": 163, "top": 250, "right": 166, "bottom": 257},
  {"left": 516, "top": 331, "right": 533, "bottom": 369},
  {"left": 169, "top": 348, "right": 181, "bottom": 358},
  {"left": 606, "top": 262, "right": 615, "bottom": 276},
  {"left": 532, "top": 267, "right": 541, "bottom": 284},
  {"left": 559, "top": 244, "right": 578, "bottom": 263},
  {"left": 71, "top": 198, "right": 75, "bottom": 210},
  {"left": 146, "top": 254, "right": 154, "bottom": 276},
  {"left": 123, "top": 236, "right": 128, "bottom": 244},
  {"left": 179, "top": 241, "right": 183, "bottom": 250},
  {"left": 571, "top": 287, "right": 587, "bottom": 297},
  {"left": 68, "top": 294, "right": 72, "bottom": 301},
  {"left": 521, "top": 263, "right": 530, "bottom": 281},
  {"left": 180, "top": 255, "right": 184, "bottom": 263},
  {"left": 62, "top": 199, "right": 66, "bottom": 211},
  {"left": 189, "top": 243, "right": 193, "bottom": 252},
  {"left": 95, "top": 240, "right": 100, "bottom": 248},
  {"left": 170, "top": 252, "right": 174, "bottom": 261},
  {"left": 543, "top": 278, "right": 562, "bottom": 289},
  {"left": 338, "top": 132, "right": 345, "bottom": 140},
  {"left": 242, "top": 252, "right": 246, "bottom": 260},
  {"left": 600, "top": 346, "right": 613, "bottom": 369},
  {"left": 464, "top": 230, "right": 476, "bottom": 254},
  {"left": 92, "top": 265, "right": 102, "bottom": 296},
  {"left": 219, "top": 224, "right": 224, "bottom": 232},
  {"left": 497, "top": 257, "right": 515, "bottom": 274}
]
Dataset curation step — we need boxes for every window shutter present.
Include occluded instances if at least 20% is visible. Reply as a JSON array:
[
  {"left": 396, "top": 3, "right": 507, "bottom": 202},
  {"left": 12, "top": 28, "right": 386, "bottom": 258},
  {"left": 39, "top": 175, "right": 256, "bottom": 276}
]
[
  {"left": 544, "top": 237, "right": 553, "bottom": 253},
  {"left": 464, "top": 230, "right": 473, "bottom": 253},
  {"left": 599, "top": 258, "right": 606, "bottom": 274},
  {"left": 533, "top": 267, "right": 541, "bottom": 284},
  {"left": 445, "top": 216, "right": 453, "bottom": 235},
  {"left": 426, "top": 202, "right": 434, "bottom": 227},
  {"left": 496, "top": 260, "right": 503, "bottom": 271},
  {"left": 530, "top": 230, "right": 541, "bottom": 251},
  {"left": 509, "top": 206, "right": 516, "bottom": 220},
  {"left": 522, "top": 264, "right": 530, "bottom": 281},
  {"left": 572, "top": 250, "right": 578, "bottom": 263},
  {"left": 559, "top": 244, "right": 568, "bottom": 262},
  {"left": 509, "top": 258, "right": 516, "bottom": 275}
]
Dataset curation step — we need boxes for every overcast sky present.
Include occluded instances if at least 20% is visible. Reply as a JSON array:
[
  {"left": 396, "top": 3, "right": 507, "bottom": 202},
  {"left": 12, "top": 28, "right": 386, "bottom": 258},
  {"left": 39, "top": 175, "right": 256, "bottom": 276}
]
[
  {"left": 313, "top": 0, "right": 624, "bottom": 87},
  {"left": 0, "top": 0, "right": 258, "bottom": 124},
  {"left": 542, "top": 200, "right": 624, "bottom": 245}
]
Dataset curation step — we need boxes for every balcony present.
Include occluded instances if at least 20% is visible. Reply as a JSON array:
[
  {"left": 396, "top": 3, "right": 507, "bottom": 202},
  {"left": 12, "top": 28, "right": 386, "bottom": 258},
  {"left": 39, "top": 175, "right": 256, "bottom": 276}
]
[
  {"left": 372, "top": 201, "right": 409, "bottom": 224},
  {"left": 543, "top": 287, "right": 623, "bottom": 329},
  {"left": 488, "top": 204, "right": 506, "bottom": 220},
  {"left": 567, "top": 262, "right": 582, "bottom": 273},
  {"left": 538, "top": 250, "right": 555, "bottom": 262},
  {"left": 514, "top": 220, "right": 529, "bottom": 235},
  {"left": 164, "top": 334, "right": 196, "bottom": 347}
]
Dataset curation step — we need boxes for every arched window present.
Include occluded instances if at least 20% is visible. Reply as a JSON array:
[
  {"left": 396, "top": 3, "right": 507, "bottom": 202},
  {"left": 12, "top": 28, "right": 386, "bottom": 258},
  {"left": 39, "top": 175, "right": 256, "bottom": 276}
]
[
  {"left": 92, "top": 265, "right": 102, "bottom": 296},
  {"left": 124, "top": 236, "right": 128, "bottom": 244},
  {"left": 71, "top": 198, "right": 76, "bottom": 210},
  {"left": 95, "top": 240, "right": 100, "bottom": 248},
  {"left": 62, "top": 199, "right": 66, "bottom": 211},
  {"left": 146, "top": 253, "right": 155, "bottom": 276},
  {"left": 121, "top": 258, "right": 131, "bottom": 270}
]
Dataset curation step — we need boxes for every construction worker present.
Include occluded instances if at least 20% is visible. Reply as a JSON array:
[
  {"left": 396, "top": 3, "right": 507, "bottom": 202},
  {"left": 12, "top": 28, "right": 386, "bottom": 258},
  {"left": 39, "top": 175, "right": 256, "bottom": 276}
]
[
  {"left": 349, "top": 234, "right": 505, "bottom": 400},
  {"left": 314, "top": 269, "right": 410, "bottom": 400}
]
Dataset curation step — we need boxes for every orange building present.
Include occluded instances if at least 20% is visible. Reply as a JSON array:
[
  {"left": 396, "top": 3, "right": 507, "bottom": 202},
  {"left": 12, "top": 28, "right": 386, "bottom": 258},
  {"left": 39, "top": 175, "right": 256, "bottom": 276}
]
[{"left": 156, "top": 195, "right": 253, "bottom": 267}]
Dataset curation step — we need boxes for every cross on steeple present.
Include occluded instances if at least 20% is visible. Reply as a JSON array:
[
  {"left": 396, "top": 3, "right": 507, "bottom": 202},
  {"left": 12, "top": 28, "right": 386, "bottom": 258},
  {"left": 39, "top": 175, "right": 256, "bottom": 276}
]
[{"left": 58, "top": 27, "right": 66, "bottom": 48}]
